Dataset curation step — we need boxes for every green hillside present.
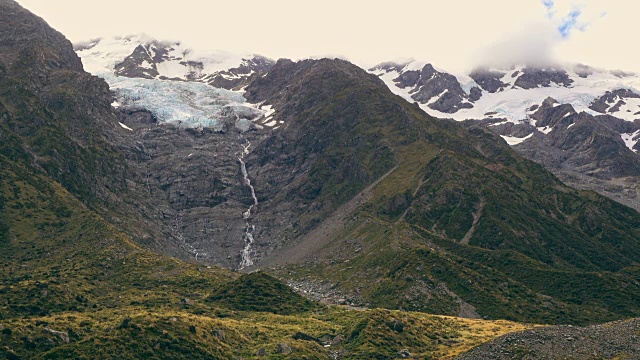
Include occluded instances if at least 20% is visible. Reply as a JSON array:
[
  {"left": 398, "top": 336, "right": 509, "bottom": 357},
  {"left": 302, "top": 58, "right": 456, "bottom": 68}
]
[
  {"left": 0, "top": 121, "right": 537, "bottom": 358},
  {"left": 249, "top": 59, "right": 640, "bottom": 325}
]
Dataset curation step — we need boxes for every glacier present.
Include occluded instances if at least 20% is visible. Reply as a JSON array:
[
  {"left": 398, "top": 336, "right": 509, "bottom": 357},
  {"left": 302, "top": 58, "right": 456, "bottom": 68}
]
[{"left": 104, "top": 74, "right": 265, "bottom": 130}]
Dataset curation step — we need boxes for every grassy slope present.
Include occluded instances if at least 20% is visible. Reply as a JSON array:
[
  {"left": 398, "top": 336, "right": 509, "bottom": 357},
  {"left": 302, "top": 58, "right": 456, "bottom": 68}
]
[
  {"left": 273, "top": 147, "right": 640, "bottom": 325},
  {"left": 0, "top": 149, "right": 534, "bottom": 358},
  {"left": 255, "top": 63, "right": 640, "bottom": 324}
]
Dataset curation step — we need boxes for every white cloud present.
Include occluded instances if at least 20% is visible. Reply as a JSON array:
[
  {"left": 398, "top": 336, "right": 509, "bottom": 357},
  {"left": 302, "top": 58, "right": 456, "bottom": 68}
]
[
  {"left": 473, "top": 22, "right": 562, "bottom": 69},
  {"left": 555, "top": 1, "right": 638, "bottom": 72},
  {"left": 14, "top": 0, "right": 640, "bottom": 73}
]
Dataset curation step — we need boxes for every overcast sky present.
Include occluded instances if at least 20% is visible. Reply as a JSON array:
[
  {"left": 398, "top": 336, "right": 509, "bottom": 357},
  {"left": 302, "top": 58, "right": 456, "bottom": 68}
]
[{"left": 16, "top": 0, "right": 638, "bottom": 73}]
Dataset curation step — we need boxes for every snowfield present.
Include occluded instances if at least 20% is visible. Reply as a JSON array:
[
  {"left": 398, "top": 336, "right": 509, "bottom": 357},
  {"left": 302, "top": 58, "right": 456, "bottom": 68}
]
[
  {"left": 372, "top": 62, "right": 640, "bottom": 123},
  {"left": 75, "top": 35, "right": 275, "bottom": 130},
  {"left": 76, "top": 34, "right": 252, "bottom": 81}
]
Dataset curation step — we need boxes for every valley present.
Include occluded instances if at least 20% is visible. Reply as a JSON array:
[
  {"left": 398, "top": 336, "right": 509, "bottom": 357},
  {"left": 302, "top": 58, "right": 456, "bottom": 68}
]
[{"left": 1, "top": 0, "right": 640, "bottom": 358}]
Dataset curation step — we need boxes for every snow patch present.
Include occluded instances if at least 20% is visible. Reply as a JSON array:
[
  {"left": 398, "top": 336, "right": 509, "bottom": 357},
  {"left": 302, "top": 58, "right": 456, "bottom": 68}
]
[
  {"left": 261, "top": 104, "right": 275, "bottom": 118},
  {"left": 621, "top": 130, "right": 640, "bottom": 153},
  {"left": 501, "top": 133, "right": 534, "bottom": 145},
  {"left": 609, "top": 97, "right": 640, "bottom": 122},
  {"left": 263, "top": 120, "right": 277, "bottom": 127},
  {"left": 537, "top": 126, "right": 554, "bottom": 134},
  {"left": 489, "top": 120, "right": 509, "bottom": 127},
  {"left": 118, "top": 122, "right": 133, "bottom": 131},
  {"left": 426, "top": 89, "right": 448, "bottom": 106}
]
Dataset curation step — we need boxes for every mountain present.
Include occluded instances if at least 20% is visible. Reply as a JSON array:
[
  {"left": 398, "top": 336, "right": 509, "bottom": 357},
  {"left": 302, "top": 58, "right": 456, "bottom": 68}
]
[
  {"left": 237, "top": 58, "right": 640, "bottom": 325},
  {"left": 66, "top": 31, "right": 640, "bottom": 324},
  {"left": 2, "top": 0, "right": 640, "bottom": 357},
  {"left": 80, "top": 35, "right": 640, "bottom": 212},
  {"left": 371, "top": 60, "right": 640, "bottom": 211},
  {"left": 370, "top": 60, "right": 640, "bottom": 121},
  {"left": 75, "top": 35, "right": 274, "bottom": 90},
  {"left": 1, "top": 1, "right": 547, "bottom": 358}
]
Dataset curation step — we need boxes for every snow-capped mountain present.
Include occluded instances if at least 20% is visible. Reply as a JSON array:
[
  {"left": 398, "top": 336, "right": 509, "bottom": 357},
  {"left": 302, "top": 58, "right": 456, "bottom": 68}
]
[
  {"left": 371, "top": 61, "right": 640, "bottom": 130},
  {"left": 370, "top": 60, "right": 640, "bottom": 153},
  {"left": 73, "top": 35, "right": 640, "bottom": 211},
  {"left": 75, "top": 35, "right": 274, "bottom": 89},
  {"left": 371, "top": 60, "right": 640, "bottom": 210},
  {"left": 75, "top": 35, "right": 278, "bottom": 130}
]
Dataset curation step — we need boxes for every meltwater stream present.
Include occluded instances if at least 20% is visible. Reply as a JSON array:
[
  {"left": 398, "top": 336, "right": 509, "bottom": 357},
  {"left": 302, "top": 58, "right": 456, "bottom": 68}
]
[{"left": 238, "top": 141, "right": 258, "bottom": 269}]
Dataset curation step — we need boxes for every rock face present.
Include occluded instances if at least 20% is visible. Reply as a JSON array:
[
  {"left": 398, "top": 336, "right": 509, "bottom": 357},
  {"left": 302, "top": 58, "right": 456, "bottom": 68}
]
[
  {"left": 484, "top": 96, "right": 640, "bottom": 211},
  {"left": 589, "top": 88, "right": 640, "bottom": 115},
  {"left": 456, "top": 318, "right": 640, "bottom": 360},
  {"left": 0, "top": 0, "right": 82, "bottom": 73},
  {"left": 512, "top": 67, "right": 574, "bottom": 89},
  {"left": 529, "top": 97, "right": 577, "bottom": 128},
  {"left": 469, "top": 68, "right": 508, "bottom": 93},
  {"left": 370, "top": 62, "right": 477, "bottom": 113},
  {"left": 410, "top": 64, "right": 475, "bottom": 113},
  {"left": 518, "top": 115, "right": 640, "bottom": 211},
  {"left": 115, "top": 111, "right": 269, "bottom": 267}
]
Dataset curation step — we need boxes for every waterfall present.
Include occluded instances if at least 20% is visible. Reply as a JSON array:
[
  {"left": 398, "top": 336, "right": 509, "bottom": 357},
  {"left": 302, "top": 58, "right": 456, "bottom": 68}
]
[{"left": 238, "top": 141, "right": 258, "bottom": 269}]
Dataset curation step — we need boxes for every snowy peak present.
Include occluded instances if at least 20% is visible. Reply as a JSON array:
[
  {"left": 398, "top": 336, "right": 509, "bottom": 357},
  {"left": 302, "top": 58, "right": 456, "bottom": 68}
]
[
  {"left": 370, "top": 61, "right": 479, "bottom": 114},
  {"left": 589, "top": 88, "right": 640, "bottom": 121},
  {"left": 73, "top": 35, "right": 279, "bottom": 130},
  {"left": 530, "top": 97, "right": 577, "bottom": 129},
  {"left": 75, "top": 35, "right": 275, "bottom": 90},
  {"left": 202, "top": 55, "right": 274, "bottom": 90},
  {"left": 371, "top": 59, "right": 640, "bottom": 124}
]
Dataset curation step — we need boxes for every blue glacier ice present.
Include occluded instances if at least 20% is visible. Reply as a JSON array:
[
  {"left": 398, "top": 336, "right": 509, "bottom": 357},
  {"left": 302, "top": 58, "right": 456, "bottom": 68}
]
[{"left": 103, "top": 74, "right": 263, "bottom": 130}]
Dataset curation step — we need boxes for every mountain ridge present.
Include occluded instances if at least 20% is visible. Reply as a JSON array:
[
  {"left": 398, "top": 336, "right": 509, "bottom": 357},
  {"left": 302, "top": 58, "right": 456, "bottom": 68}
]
[
  {"left": 371, "top": 59, "right": 640, "bottom": 211},
  {"left": 1, "top": 3, "right": 640, "bottom": 360},
  {"left": 1, "top": 2, "right": 547, "bottom": 358}
]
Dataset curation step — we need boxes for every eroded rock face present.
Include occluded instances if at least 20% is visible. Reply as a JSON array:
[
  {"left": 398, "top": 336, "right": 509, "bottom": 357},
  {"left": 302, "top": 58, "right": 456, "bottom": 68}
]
[
  {"left": 371, "top": 62, "right": 476, "bottom": 113},
  {"left": 469, "top": 69, "right": 508, "bottom": 93},
  {"left": 116, "top": 109, "right": 271, "bottom": 268},
  {"left": 513, "top": 67, "right": 574, "bottom": 89},
  {"left": 0, "top": 0, "right": 82, "bottom": 73},
  {"left": 590, "top": 88, "right": 640, "bottom": 114},
  {"left": 483, "top": 96, "right": 640, "bottom": 211},
  {"left": 530, "top": 97, "right": 577, "bottom": 128}
]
